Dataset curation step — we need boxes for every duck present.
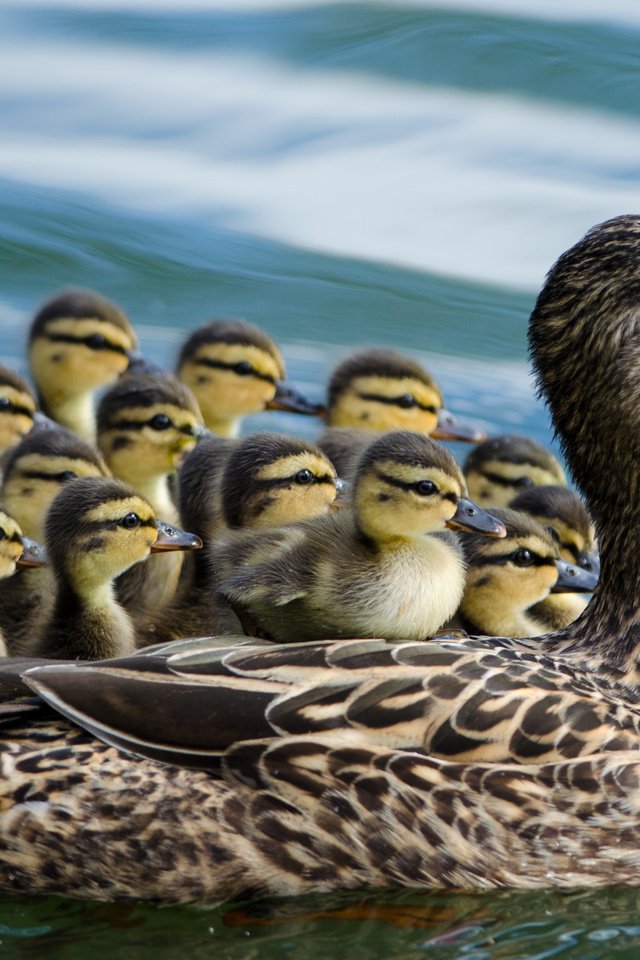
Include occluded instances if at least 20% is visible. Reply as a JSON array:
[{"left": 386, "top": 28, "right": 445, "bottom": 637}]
[
  {"left": 26, "top": 477, "right": 201, "bottom": 661},
  {"left": 176, "top": 318, "right": 323, "bottom": 437},
  {"left": 212, "top": 430, "right": 505, "bottom": 643},
  {"left": 28, "top": 289, "right": 138, "bottom": 443},
  {"left": 317, "top": 348, "right": 485, "bottom": 477},
  {"left": 0, "top": 507, "right": 46, "bottom": 656},
  {"left": 508, "top": 485, "right": 599, "bottom": 630},
  {"left": 463, "top": 434, "right": 567, "bottom": 508},
  {"left": 454, "top": 507, "right": 597, "bottom": 638},
  {"left": 1, "top": 215, "right": 640, "bottom": 901},
  {"left": 0, "top": 423, "right": 109, "bottom": 651},
  {"left": 138, "top": 431, "right": 342, "bottom": 644},
  {"left": 0, "top": 366, "right": 38, "bottom": 458}
]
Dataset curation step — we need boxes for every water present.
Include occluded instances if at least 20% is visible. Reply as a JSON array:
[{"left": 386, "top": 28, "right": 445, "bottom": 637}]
[{"left": 1, "top": 0, "right": 640, "bottom": 956}]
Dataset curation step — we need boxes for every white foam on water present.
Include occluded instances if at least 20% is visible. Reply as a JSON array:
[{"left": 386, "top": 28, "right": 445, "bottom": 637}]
[{"left": 2, "top": 43, "right": 640, "bottom": 291}]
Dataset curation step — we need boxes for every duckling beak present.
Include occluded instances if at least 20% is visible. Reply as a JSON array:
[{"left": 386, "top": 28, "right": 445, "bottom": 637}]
[
  {"left": 446, "top": 498, "right": 507, "bottom": 537},
  {"left": 125, "top": 351, "right": 167, "bottom": 377},
  {"left": 330, "top": 476, "right": 351, "bottom": 510},
  {"left": 431, "top": 408, "right": 486, "bottom": 443},
  {"left": 32, "top": 411, "right": 62, "bottom": 432},
  {"left": 16, "top": 536, "right": 48, "bottom": 569},
  {"left": 266, "top": 381, "right": 326, "bottom": 417},
  {"left": 551, "top": 559, "right": 599, "bottom": 593},
  {"left": 151, "top": 520, "right": 203, "bottom": 553},
  {"left": 576, "top": 550, "right": 600, "bottom": 577}
]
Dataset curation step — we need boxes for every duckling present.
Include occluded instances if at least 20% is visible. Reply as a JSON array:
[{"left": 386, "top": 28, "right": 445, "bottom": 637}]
[
  {"left": 28, "top": 289, "right": 138, "bottom": 443},
  {"left": 0, "top": 367, "right": 37, "bottom": 458},
  {"left": 456, "top": 507, "right": 597, "bottom": 637},
  {"left": 139, "top": 431, "right": 341, "bottom": 644},
  {"left": 29, "top": 477, "right": 200, "bottom": 660},
  {"left": 214, "top": 430, "right": 505, "bottom": 643},
  {"left": 463, "top": 434, "right": 567, "bottom": 508},
  {"left": 508, "top": 485, "right": 598, "bottom": 630},
  {"left": 318, "top": 348, "right": 484, "bottom": 477},
  {"left": 0, "top": 508, "right": 46, "bottom": 656},
  {"left": 176, "top": 318, "right": 322, "bottom": 438},
  {"left": 0, "top": 424, "right": 109, "bottom": 651}
]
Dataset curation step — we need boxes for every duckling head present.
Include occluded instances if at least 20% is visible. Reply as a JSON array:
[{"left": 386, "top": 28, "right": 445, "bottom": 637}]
[
  {"left": 1, "top": 424, "right": 109, "bottom": 541},
  {"left": 221, "top": 432, "right": 339, "bottom": 530},
  {"left": 0, "top": 366, "right": 38, "bottom": 455},
  {"left": 509, "top": 484, "right": 598, "bottom": 574},
  {"left": 326, "top": 348, "right": 483, "bottom": 441},
  {"left": 459, "top": 507, "right": 595, "bottom": 637},
  {"left": 352, "top": 430, "right": 505, "bottom": 545},
  {"left": 28, "top": 289, "right": 138, "bottom": 442},
  {"left": 0, "top": 506, "right": 45, "bottom": 580},
  {"left": 463, "top": 434, "right": 567, "bottom": 508},
  {"left": 176, "top": 319, "right": 320, "bottom": 437},
  {"left": 97, "top": 372, "right": 204, "bottom": 489},
  {"left": 45, "top": 477, "right": 200, "bottom": 597}
]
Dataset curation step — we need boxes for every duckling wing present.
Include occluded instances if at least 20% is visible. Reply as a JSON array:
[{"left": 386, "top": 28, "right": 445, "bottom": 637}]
[{"left": 214, "top": 525, "right": 313, "bottom": 607}]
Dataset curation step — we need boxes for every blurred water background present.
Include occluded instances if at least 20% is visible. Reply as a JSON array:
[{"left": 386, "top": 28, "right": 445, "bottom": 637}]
[{"left": 1, "top": 0, "right": 640, "bottom": 956}]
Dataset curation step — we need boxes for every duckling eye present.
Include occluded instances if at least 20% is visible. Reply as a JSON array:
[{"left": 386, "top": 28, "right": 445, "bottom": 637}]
[
  {"left": 119, "top": 513, "right": 141, "bottom": 530},
  {"left": 149, "top": 413, "right": 172, "bottom": 431},
  {"left": 294, "top": 469, "right": 315, "bottom": 485},
  {"left": 414, "top": 479, "right": 437, "bottom": 496},
  {"left": 515, "top": 476, "right": 534, "bottom": 489},
  {"left": 234, "top": 361, "right": 254, "bottom": 376},
  {"left": 0, "top": 398, "right": 9, "bottom": 409},
  {"left": 0, "top": 529, "right": 6, "bottom": 542},
  {"left": 56, "top": 470, "right": 77, "bottom": 483},
  {"left": 85, "top": 333, "right": 108, "bottom": 350},
  {"left": 513, "top": 548, "right": 534, "bottom": 566},
  {"left": 398, "top": 394, "right": 416, "bottom": 409}
]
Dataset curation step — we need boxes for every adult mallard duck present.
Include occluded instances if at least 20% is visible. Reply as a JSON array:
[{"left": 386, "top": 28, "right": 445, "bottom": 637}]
[
  {"left": 1, "top": 216, "right": 640, "bottom": 902},
  {"left": 28, "top": 289, "right": 138, "bottom": 444}
]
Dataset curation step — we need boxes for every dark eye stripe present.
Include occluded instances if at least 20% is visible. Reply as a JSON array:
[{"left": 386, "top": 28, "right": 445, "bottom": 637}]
[
  {"left": 560, "top": 541, "right": 581, "bottom": 562},
  {"left": 19, "top": 470, "right": 78, "bottom": 482},
  {"left": 193, "top": 357, "right": 275, "bottom": 384},
  {"left": 0, "top": 401, "right": 35, "bottom": 418},
  {"left": 84, "top": 516, "right": 156, "bottom": 533},
  {"left": 250, "top": 473, "right": 335, "bottom": 493},
  {"left": 45, "top": 332, "right": 129, "bottom": 356},
  {"left": 480, "top": 469, "right": 533, "bottom": 488},
  {"left": 357, "top": 392, "right": 437, "bottom": 414},
  {"left": 377, "top": 470, "right": 449, "bottom": 495},
  {"left": 0, "top": 531, "right": 23, "bottom": 545},
  {"left": 471, "top": 551, "right": 555, "bottom": 569},
  {"left": 105, "top": 418, "right": 196, "bottom": 436}
]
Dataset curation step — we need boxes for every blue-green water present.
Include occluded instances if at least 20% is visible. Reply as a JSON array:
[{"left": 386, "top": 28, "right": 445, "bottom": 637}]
[{"left": 2, "top": 1, "right": 640, "bottom": 956}]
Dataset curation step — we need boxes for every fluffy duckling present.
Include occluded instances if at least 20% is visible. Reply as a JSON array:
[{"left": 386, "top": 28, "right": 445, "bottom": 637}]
[
  {"left": 509, "top": 485, "right": 598, "bottom": 629},
  {"left": 214, "top": 430, "right": 505, "bottom": 643},
  {"left": 176, "top": 318, "right": 322, "bottom": 437},
  {"left": 29, "top": 478, "right": 200, "bottom": 660},
  {"left": 140, "top": 432, "right": 341, "bottom": 644},
  {"left": 0, "top": 425, "right": 109, "bottom": 651},
  {"left": 28, "top": 289, "right": 138, "bottom": 443},
  {"left": 456, "top": 507, "right": 597, "bottom": 637},
  {"left": 0, "top": 508, "right": 46, "bottom": 656},
  {"left": 0, "top": 366, "right": 38, "bottom": 458},
  {"left": 464, "top": 434, "right": 566, "bottom": 508}
]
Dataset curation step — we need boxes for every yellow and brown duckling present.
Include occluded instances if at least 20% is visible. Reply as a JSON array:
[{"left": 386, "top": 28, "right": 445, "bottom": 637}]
[
  {"left": 28, "top": 289, "right": 138, "bottom": 443},
  {"left": 463, "top": 434, "right": 567, "bottom": 508},
  {"left": 140, "top": 431, "right": 342, "bottom": 644},
  {"left": 28, "top": 477, "right": 200, "bottom": 661},
  {"left": 509, "top": 484, "right": 598, "bottom": 630},
  {"left": 318, "top": 348, "right": 484, "bottom": 477},
  {"left": 0, "top": 507, "right": 46, "bottom": 656},
  {"left": 0, "top": 424, "right": 109, "bottom": 651},
  {"left": 0, "top": 366, "right": 38, "bottom": 458},
  {"left": 176, "top": 318, "right": 322, "bottom": 438},
  {"left": 455, "top": 507, "right": 597, "bottom": 638},
  {"left": 213, "top": 430, "right": 505, "bottom": 643}
]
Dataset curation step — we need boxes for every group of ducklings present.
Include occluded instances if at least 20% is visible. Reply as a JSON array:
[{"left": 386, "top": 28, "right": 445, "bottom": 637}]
[{"left": 0, "top": 287, "right": 598, "bottom": 663}]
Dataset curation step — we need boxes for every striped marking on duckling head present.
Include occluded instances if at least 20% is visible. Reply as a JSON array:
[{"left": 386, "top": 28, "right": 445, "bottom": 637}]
[
  {"left": 0, "top": 507, "right": 26, "bottom": 579},
  {"left": 464, "top": 434, "right": 566, "bottom": 508}
]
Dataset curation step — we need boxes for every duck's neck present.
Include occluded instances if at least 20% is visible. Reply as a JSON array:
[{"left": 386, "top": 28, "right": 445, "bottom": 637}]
[
  {"left": 133, "top": 475, "right": 178, "bottom": 524},
  {"left": 44, "top": 391, "right": 96, "bottom": 444},
  {"left": 205, "top": 417, "right": 240, "bottom": 439}
]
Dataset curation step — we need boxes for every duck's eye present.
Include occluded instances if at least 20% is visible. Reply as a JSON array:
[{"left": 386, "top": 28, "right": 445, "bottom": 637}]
[
  {"left": 397, "top": 394, "right": 416, "bottom": 409},
  {"left": 0, "top": 529, "right": 6, "bottom": 542},
  {"left": 414, "top": 479, "right": 437, "bottom": 496},
  {"left": 149, "top": 413, "right": 172, "bottom": 431},
  {"left": 515, "top": 476, "right": 534, "bottom": 489},
  {"left": 513, "top": 548, "right": 534, "bottom": 566},
  {"left": 234, "top": 361, "right": 254, "bottom": 376},
  {"left": 294, "top": 469, "right": 315, "bottom": 485},
  {"left": 56, "top": 470, "right": 77, "bottom": 483},
  {"left": 0, "top": 398, "right": 10, "bottom": 410},
  {"left": 85, "top": 333, "right": 108, "bottom": 350},
  {"left": 119, "top": 513, "right": 141, "bottom": 530}
]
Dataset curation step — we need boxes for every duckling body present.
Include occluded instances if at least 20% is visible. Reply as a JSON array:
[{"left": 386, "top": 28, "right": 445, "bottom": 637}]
[
  {"left": 214, "top": 431, "right": 504, "bottom": 642},
  {"left": 176, "top": 319, "right": 321, "bottom": 437},
  {"left": 464, "top": 435, "right": 567, "bottom": 508},
  {"left": 28, "top": 290, "right": 137, "bottom": 443}
]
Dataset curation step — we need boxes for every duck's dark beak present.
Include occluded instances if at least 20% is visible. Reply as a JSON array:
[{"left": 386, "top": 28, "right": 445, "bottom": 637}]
[
  {"left": 576, "top": 550, "right": 600, "bottom": 577},
  {"left": 151, "top": 521, "right": 203, "bottom": 553},
  {"left": 17, "top": 536, "right": 48, "bottom": 569},
  {"left": 266, "top": 381, "right": 326, "bottom": 417},
  {"left": 330, "top": 476, "right": 351, "bottom": 510},
  {"left": 432, "top": 408, "right": 486, "bottom": 443},
  {"left": 552, "top": 559, "right": 598, "bottom": 593},
  {"left": 446, "top": 498, "right": 507, "bottom": 537}
]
